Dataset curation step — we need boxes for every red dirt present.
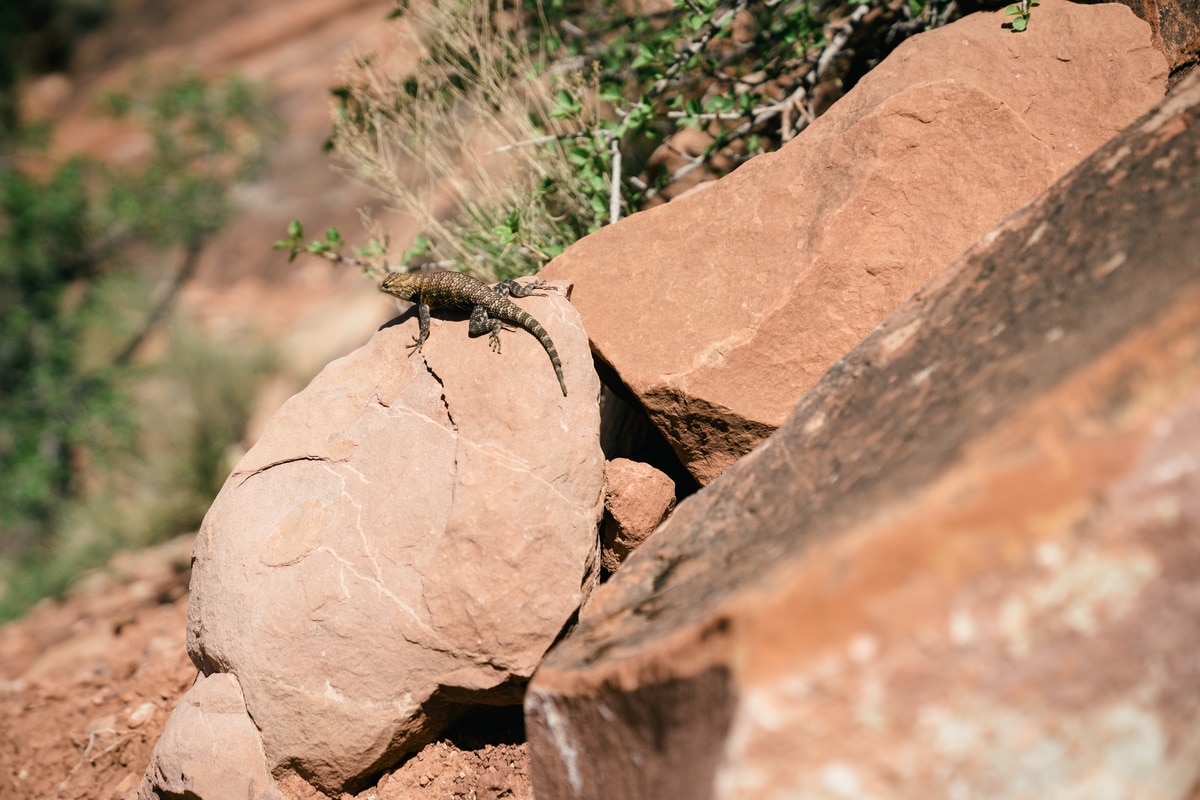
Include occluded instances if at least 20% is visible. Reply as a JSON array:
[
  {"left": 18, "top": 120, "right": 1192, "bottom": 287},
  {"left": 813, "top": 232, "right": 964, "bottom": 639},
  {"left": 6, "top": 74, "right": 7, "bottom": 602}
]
[{"left": 0, "top": 535, "right": 533, "bottom": 800}]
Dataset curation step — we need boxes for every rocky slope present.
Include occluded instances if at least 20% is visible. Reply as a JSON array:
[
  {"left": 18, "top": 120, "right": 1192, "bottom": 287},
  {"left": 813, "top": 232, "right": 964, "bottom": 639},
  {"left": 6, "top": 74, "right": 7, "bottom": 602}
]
[
  {"left": 530, "top": 61, "right": 1200, "bottom": 800},
  {"left": 5, "top": 0, "right": 1200, "bottom": 798}
]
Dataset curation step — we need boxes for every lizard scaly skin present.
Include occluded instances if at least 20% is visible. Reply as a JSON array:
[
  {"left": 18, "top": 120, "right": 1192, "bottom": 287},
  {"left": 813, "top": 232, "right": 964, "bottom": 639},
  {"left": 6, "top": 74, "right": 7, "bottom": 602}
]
[{"left": 380, "top": 270, "right": 568, "bottom": 397}]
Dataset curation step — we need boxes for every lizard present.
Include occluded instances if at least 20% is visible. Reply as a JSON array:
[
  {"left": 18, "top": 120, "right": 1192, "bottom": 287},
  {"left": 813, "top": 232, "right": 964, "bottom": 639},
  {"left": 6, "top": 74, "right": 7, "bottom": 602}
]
[{"left": 380, "top": 270, "right": 568, "bottom": 397}]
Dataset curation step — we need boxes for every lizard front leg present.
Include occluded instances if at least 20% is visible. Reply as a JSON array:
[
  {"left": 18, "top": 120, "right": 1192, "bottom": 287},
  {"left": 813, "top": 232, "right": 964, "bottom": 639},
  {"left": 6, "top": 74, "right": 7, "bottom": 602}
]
[
  {"left": 407, "top": 301, "right": 433, "bottom": 355},
  {"left": 468, "top": 305, "right": 505, "bottom": 352}
]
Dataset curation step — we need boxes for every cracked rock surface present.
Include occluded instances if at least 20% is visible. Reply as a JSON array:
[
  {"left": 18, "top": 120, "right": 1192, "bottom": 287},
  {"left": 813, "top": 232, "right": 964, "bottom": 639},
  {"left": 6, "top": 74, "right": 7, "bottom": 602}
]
[{"left": 142, "top": 279, "right": 602, "bottom": 796}]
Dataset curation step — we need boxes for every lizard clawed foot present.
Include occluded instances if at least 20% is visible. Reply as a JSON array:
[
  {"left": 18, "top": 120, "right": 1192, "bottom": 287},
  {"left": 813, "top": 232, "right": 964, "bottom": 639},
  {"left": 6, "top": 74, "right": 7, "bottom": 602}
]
[
  {"left": 406, "top": 337, "right": 425, "bottom": 356},
  {"left": 488, "top": 330, "right": 503, "bottom": 353},
  {"left": 528, "top": 279, "right": 565, "bottom": 295}
]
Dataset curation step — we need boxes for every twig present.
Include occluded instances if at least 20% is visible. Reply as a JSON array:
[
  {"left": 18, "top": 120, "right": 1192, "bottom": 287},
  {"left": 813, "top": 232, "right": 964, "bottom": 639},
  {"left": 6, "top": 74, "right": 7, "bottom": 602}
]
[
  {"left": 785, "top": 4, "right": 871, "bottom": 140},
  {"left": 114, "top": 237, "right": 206, "bottom": 366},
  {"left": 313, "top": 248, "right": 391, "bottom": 277},
  {"left": 934, "top": 0, "right": 957, "bottom": 27},
  {"left": 52, "top": 727, "right": 136, "bottom": 800},
  {"left": 411, "top": 254, "right": 490, "bottom": 271},
  {"left": 666, "top": 110, "right": 746, "bottom": 121},
  {"left": 670, "top": 152, "right": 708, "bottom": 182},
  {"left": 646, "top": 0, "right": 750, "bottom": 102},
  {"left": 660, "top": 2, "right": 868, "bottom": 147},
  {"left": 609, "top": 136, "right": 623, "bottom": 223},
  {"left": 484, "top": 130, "right": 586, "bottom": 156},
  {"left": 816, "top": 5, "right": 870, "bottom": 82}
]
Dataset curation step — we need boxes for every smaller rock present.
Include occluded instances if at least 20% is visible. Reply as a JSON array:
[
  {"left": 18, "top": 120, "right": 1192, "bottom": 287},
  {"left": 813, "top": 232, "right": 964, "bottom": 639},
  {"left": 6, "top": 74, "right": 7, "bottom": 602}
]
[
  {"left": 126, "top": 701, "right": 157, "bottom": 728},
  {"left": 85, "top": 712, "right": 117, "bottom": 734},
  {"left": 110, "top": 771, "right": 140, "bottom": 799},
  {"left": 139, "top": 673, "right": 282, "bottom": 800},
  {"left": 600, "top": 459, "right": 676, "bottom": 574}
]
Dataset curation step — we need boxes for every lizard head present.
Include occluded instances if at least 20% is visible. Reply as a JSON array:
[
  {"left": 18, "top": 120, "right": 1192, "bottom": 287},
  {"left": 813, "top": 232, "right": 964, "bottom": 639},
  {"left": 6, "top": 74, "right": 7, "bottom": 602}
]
[{"left": 380, "top": 271, "right": 418, "bottom": 301}]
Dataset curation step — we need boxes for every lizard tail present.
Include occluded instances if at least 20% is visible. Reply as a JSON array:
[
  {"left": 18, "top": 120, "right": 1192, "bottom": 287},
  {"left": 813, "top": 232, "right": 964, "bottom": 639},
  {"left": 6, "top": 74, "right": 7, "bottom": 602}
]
[
  {"left": 547, "top": 337, "right": 568, "bottom": 397},
  {"left": 533, "top": 325, "right": 568, "bottom": 397}
]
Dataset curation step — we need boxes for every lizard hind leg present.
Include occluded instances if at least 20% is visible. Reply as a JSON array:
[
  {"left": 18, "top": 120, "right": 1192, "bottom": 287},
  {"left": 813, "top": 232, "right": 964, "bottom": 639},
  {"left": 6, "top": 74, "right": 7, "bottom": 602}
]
[
  {"left": 493, "top": 278, "right": 550, "bottom": 299},
  {"left": 468, "top": 306, "right": 505, "bottom": 353}
]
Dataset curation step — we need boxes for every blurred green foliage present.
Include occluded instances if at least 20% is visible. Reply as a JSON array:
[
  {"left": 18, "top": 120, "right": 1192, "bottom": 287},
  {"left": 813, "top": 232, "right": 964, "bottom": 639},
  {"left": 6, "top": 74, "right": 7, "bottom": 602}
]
[
  {"left": 0, "top": 7, "right": 280, "bottom": 618},
  {"left": 0, "top": 159, "right": 132, "bottom": 557}
]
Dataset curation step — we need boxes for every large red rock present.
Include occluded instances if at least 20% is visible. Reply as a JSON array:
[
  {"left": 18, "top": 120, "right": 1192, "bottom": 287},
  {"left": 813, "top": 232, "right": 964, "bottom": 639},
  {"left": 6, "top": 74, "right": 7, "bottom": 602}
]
[
  {"left": 141, "top": 281, "right": 603, "bottom": 796},
  {"left": 526, "top": 70, "right": 1200, "bottom": 800},
  {"left": 1115, "top": 0, "right": 1200, "bottom": 83},
  {"left": 543, "top": 0, "right": 1167, "bottom": 484}
]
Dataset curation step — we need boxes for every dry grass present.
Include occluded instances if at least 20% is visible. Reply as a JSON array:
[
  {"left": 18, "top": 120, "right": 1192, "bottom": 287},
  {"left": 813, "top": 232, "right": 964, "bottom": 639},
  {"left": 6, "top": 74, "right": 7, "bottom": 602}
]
[{"left": 331, "top": 0, "right": 596, "bottom": 280}]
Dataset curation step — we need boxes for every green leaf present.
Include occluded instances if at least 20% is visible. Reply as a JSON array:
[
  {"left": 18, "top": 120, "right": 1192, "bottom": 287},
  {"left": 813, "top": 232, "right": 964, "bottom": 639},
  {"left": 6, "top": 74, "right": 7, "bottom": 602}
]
[
  {"left": 567, "top": 146, "right": 592, "bottom": 167},
  {"left": 550, "top": 88, "right": 581, "bottom": 119},
  {"left": 632, "top": 41, "right": 656, "bottom": 69},
  {"left": 704, "top": 95, "right": 734, "bottom": 113},
  {"left": 1012, "top": 15, "right": 1028, "bottom": 30},
  {"left": 598, "top": 85, "right": 624, "bottom": 104},
  {"left": 400, "top": 234, "right": 430, "bottom": 265},
  {"left": 625, "top": 102, "right": 650, "bottom": 129}
]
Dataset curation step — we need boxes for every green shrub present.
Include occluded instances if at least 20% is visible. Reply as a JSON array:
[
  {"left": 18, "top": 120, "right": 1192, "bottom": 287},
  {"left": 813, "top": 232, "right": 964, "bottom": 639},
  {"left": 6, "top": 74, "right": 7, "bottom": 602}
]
[
  {"left": 283, "top": 0, "right": 940, "bottom": 280},
  {"left": 0, "top": 70, "right": 279, "bottom": 620}
]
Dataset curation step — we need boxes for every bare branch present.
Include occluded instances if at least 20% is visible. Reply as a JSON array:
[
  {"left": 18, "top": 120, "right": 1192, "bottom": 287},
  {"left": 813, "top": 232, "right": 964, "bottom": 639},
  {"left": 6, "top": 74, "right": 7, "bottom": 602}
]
[
  {"left": 609, "top": 136, "right": 623, "bottom": 224},
  {"left": 114, "top": 238, "right": 205, "bottom": 366},
  {"left": 483, "top": 130, "right": 586, "bottom": 156}
]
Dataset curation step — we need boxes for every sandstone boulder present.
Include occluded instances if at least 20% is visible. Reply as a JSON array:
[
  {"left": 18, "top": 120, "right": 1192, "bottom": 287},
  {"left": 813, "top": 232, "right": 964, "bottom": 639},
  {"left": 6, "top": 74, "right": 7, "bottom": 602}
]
[
  {"left": 139, "top": 673, "right": 281, "bottom": 800},
  {"left": 142, "top": 280, "right": 602, "bottom": 797},
  {"left": 543, "top": 0, "right": 1167, "bottom": 484},
  {"left": 526, "top": 70, "right": 1200, "bottom": 800}
]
